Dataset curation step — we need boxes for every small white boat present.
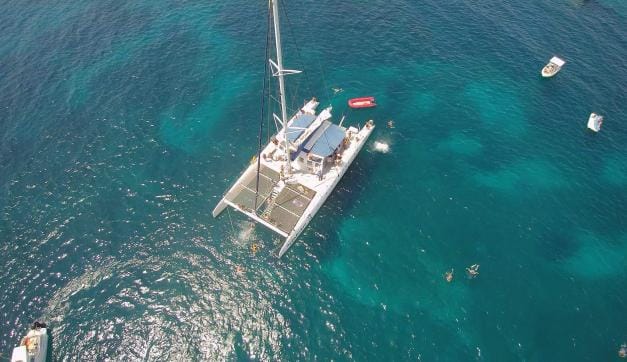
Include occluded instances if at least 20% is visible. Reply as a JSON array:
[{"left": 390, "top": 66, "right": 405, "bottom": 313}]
[
  {"left": 587, "top": 112, "right": 603, "bottom": 132},
  {"left": 11, "top": 322, "right": 48, "bottom": 362},
  {"left": 541, "top": 56, "right": 565, "bottom": 78}
]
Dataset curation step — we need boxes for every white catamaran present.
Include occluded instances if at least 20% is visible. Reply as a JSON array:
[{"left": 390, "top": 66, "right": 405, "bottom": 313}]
[{"left": 213, "top": 0, "right": 375, "bottom": 257}]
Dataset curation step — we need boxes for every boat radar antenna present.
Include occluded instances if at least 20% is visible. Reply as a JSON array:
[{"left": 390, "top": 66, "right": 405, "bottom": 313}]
[{"left": 269, "top": 0, "right": 301, "bottom": 177}]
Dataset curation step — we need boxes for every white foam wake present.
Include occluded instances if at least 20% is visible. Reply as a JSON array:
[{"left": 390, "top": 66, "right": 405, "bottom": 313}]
[{"left": 373, "top": 141, "right": 390, "bottom": 153}]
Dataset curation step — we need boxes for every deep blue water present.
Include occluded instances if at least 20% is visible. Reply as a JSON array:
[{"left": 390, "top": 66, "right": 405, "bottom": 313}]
[{"left": 1, "top": 0, "right": 626, "bottom": 360}]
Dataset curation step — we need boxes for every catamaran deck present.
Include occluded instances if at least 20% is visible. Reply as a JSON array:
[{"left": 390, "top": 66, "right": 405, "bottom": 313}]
[
  {"left": 218, "top": 120, "right": 372, "bottom": 235},
  {"left": 224, "top": 164, "right": 279, "bottom": 213},
  {"left": 214, "top": 96, "right": 375, "bottom": 256},
  {"left": 268, "top": 182, "right": 316, "bottom": 234},
  {"left": 222, "top": 162, "right": 318, "bottom": 235}
]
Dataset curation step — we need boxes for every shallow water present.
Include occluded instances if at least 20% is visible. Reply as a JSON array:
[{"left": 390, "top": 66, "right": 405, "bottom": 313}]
[{"left": 1, "top": 0, "right": 626, "bottom": 360}]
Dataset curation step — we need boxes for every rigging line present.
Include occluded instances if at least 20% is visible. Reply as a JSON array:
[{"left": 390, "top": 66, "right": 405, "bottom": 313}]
[
  {"left": 270, "top": 92, "right": 298, "bottom": 121},
  {"left": 279, "top": 0, "right": 313, "bottom": 98},
  {"left": 269, "top": 94, "right": 281, "bottom": 106},
  {"left": 317, "top": 58, "right": 332, "bottom": 104},
  {"left": 255, "top": 1, "right": 273, "bottom": 211},
  {"left": 266, "top": 39, "right": 273, "bottom": 143},
  {"left": 266, "top": 86, "right": 271, "bottom": 142},
  {"left": 276, "top": 2, "right": 299, "bottom": 116},
  {"left": 285, "top": 103, "right": 299, "bottom": 117},
  {"left": 289, "top": 75, "right": 306, "bottom": 115}
]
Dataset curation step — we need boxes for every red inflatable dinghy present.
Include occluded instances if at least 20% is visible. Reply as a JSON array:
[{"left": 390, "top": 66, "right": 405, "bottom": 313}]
[{"left": 348, "top": 96, "right": 376, "bottom": 109}]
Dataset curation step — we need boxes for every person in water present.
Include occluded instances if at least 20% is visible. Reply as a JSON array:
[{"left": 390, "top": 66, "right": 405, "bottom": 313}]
[
  {"left": 466, "top": 264, "right": 480, "bottom": 278},
  {"left": 444, "top": 269, "right": 454, "bottom": 282},
  {"left": 619, "top": 343, "right": 627, "bottom": 358},
  {"left": 387, "top": 120, "right": 395, "bottom": 128}
]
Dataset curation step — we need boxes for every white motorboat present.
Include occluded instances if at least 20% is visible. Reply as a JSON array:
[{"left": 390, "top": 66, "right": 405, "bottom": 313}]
[
  {"left": 541, "top": 56, "right": 565, "bottom": 77},
  {"left": 587, "top": 112, "right": 603, "bottom": 132},
  {"left": 11, "top": 322, "right": 48, "bottom": 362},
  {"left": 213, "top": 0, "right": 375, "bottom": 257}
]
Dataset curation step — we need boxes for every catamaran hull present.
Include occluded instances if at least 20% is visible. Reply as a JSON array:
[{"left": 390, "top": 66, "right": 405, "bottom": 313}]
[
  {"left": 278, "top": 123, "right": 375, "bottom": 257},
  {"left": 212, "top": 199, "right": 227, "bottom": 217}
]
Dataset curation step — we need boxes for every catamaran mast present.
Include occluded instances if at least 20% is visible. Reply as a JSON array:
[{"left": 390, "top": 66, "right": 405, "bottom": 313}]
[{"left": 271, "top": 0, "right": 291, "bottom": 175}]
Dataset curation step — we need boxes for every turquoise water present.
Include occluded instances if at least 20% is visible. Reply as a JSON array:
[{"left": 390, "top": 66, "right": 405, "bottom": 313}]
[{"left": 1, "top": 0, "right": 626, "bottom": 360}]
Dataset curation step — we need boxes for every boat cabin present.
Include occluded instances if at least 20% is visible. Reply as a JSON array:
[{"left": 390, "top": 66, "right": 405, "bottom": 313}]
[
  {"left": 293, "top": 120, "right": 346, "bottom": 176},
  {"left": 286, "top": 114, "right": 316, "bottom": 143}
]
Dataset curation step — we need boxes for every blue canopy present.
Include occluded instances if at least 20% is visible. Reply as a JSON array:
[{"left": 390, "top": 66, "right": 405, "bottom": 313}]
[
  {"left": 303, "top": 121, "right": 346, "bottom": 157},
  {"left": 286, "top": 114, "right": 316, "bottom": 143}
]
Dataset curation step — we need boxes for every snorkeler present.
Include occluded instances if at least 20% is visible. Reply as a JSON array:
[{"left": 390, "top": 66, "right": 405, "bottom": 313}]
[
  {"left": 466, "top": 264, "right": 480, "bottom": 278},
  {"left": 444, "top": 268, "right": 454, "bottom": 283}
]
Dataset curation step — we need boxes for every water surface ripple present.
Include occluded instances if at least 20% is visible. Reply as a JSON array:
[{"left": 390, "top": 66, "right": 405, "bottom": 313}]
[{"left": 1, "top": 0, "right": 626, "bottom": 360}]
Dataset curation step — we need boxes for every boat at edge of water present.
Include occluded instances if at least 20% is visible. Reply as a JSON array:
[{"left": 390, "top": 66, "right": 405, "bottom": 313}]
[
  {"left": 11, "top": 322, "right": 48, "bottom": 362},
  {"left": 212, "top": 0, "right": 375, "bottom": 257},
  {"left": 541, "top": 56, "right": 565, "bottom": 78},
  {"left": 587, "top": 112, "right": 603, "bottom": 132}
]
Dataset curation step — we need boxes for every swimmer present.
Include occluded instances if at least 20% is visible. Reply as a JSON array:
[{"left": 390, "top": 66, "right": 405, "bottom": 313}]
[
  {"left": 235, "top": 265, "right": 244, "bottom": 275},
  {"left": 251, "top": 243, "right": 259, "bottom": 254},
  {"left": 444, "top": 268, "right": 454, "bottom": 283},
  {"left": 387, "top": 120, "right": 395, "bottom": 128},
  {"left": 332, "top": 87, "right": 343, "bottom": 94},
  {"left": 619, "top": 343, "right": 627, "bottom": 358},
  {"left": 466, "top": 264, "right": 480, "bottom": 278}
]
